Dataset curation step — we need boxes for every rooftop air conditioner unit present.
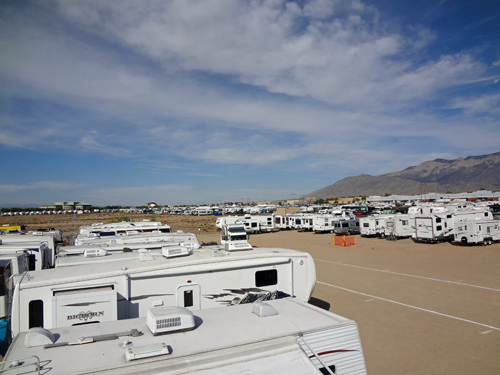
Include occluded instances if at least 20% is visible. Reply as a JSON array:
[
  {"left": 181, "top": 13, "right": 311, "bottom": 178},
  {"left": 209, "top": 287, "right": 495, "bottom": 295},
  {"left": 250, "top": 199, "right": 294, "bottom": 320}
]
[
  {"left": 162, "top": 246, "right": 190, "bottom": 259},
  {"left": 146, "top": 306, "right": 195, "bottom": 335}
]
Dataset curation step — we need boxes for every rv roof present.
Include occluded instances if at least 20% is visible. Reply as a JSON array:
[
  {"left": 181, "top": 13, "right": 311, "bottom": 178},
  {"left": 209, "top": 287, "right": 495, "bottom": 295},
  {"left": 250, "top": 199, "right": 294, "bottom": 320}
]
[
  {"left": 5, "top": 298, "right": 355, "bottom": 375},
  {"left": 18, "top": 247, "right": 308, "bottom": 289}
]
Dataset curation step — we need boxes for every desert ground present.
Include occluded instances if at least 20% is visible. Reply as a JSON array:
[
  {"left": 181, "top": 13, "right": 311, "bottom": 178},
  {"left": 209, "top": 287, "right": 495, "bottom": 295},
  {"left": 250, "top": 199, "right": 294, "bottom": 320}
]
[{"left": 2, "top": 213, "right": 500, "bottom": 374}]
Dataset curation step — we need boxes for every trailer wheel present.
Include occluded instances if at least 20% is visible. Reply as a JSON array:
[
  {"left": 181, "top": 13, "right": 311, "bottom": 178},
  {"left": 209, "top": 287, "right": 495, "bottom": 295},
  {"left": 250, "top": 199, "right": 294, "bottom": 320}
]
[
  {"left": 485, "top": 238, "right": 492, "bottom": 245},
  {"left": 461, "top": 237, "right": 468, "bottom": 244}
]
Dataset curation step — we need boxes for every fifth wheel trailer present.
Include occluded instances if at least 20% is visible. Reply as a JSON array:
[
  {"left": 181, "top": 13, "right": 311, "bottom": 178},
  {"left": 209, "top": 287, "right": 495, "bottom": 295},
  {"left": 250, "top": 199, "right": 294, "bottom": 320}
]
[
  {"left": 2, "top": 298, "right": 367, "bottom": 375},
  {"left": 9, "top": 246, "right": 316, "bottom": 337}
]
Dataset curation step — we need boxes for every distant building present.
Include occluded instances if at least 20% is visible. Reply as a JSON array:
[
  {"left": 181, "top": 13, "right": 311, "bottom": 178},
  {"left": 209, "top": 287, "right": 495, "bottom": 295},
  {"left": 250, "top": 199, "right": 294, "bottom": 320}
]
[
  {"left": 146, "top": 202, "right": 159, "bottom": 207},
  {"left": 367, "top": 190, "right": 500, "bottom": 204},
  {"left": 40, "top": 202, "right": 92, "bottom": 211}
]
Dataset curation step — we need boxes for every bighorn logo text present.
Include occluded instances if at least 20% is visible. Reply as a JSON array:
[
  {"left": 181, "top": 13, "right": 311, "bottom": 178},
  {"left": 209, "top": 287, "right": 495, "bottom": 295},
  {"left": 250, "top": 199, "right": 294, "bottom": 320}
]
[{"left": 67, "top": 311, "right": 104, "bottom": 322}]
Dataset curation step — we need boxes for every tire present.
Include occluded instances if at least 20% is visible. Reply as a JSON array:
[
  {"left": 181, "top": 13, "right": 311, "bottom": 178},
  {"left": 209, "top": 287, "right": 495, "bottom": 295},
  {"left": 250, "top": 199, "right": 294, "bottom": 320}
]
[
  {"left": 486, "top": 239, "right": 492, "bottom": 245},
  {"left": 461, "top": 237, "right": 468, "bottom": 244}
]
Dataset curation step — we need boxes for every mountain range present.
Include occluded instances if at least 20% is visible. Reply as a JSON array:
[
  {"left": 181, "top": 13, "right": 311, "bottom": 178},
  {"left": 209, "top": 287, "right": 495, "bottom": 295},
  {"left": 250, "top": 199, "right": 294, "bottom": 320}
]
[{"left": 308, "top": 151, "right": 500, "bottom": 198}]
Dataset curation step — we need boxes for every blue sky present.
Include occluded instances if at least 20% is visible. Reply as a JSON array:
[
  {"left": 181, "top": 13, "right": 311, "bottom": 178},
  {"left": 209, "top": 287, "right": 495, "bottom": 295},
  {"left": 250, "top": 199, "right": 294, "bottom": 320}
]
[{"left": 1, "top": 0, "right": 499, "bottom": 206}]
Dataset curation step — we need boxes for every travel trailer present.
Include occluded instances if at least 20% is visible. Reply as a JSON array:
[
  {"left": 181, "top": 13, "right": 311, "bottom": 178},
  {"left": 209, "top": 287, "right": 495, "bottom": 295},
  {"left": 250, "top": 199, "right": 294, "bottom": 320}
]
[
  {"left": 413, "top": 209, "right": 493, "bottom": 243},
  {"left": 9, "top": 245, "right": 316, "bottom": 337},
  {"left": 74, "top": 231, "right": 201, "bottom": 248},
  {"left": 0, "top": 233, "right": 59, "bottom": 267},
  {"left": 0, "top": 252, "right": 37, "bottom": 355},
  {"left": 0, "top": 243, "right": 52, "bottom": 271},
  {"left": 359, "top": 214, "right": 396, "bottom": 237},
  {"left": 383, "top": 214, "right": 414, "bottom": 238},
  {"left": 216, "top": 215, "right": 274, "bottom": 234},
  {"left": 2, "top": 298, "right": 367, "bottom": 375},
  {"left": 78, "top": 220, "right": 171, "bottom": 237},
  {"left": 453, "top": 219, "right": 500, "bottom": 245}
]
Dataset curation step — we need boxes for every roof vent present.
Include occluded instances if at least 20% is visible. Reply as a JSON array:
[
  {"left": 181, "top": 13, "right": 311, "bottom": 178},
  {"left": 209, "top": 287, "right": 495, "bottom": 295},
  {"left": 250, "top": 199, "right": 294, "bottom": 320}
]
[
  {"left": 24, "top": 327, "right": 56, "bottom": 348},
  {"left": 252, "top": 302, "right": 279, "bottom": 317},
  {"left": 146, "top": 306, "right": 195, "bottom": 336},
  {"left": 162, "top": 246, "right": 190, "bottom": 259},
  {"left": 84, "top": 248, "right": 108, "bottom": 258},
  {"left": 138, "top": 252, "right": 155, "bottom": 262},
  {"left": 125, "top": 343, "right": 170, "bottom": 361}
]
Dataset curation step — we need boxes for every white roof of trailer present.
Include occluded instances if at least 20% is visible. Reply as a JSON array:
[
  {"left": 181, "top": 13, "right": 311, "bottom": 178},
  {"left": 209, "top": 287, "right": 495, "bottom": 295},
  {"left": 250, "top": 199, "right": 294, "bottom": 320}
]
[
  {"left": 18, "top": 247, "right": 308, "bottom": 289},
  {"left": 4, "top": 298, "right": 353, "bottom": 375}
]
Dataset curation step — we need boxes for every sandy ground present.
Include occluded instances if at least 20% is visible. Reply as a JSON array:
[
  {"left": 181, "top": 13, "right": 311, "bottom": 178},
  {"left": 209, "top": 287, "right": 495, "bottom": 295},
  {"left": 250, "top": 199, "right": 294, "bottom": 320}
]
[{"left": 2, "top": 213, "right": 500, "bottom": 374}]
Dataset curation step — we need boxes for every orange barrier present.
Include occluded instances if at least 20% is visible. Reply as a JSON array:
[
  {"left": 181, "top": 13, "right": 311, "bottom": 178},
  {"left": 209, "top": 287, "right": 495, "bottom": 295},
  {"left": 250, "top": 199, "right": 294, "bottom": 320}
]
[{"left": 334, "top": 235, "right": 356, "bottom": 247}]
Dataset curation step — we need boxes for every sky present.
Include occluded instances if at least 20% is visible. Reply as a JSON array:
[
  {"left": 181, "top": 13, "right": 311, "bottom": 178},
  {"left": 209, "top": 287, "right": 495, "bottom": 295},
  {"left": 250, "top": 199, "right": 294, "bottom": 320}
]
[{"left": 1, "top": 0, "right": 499, "bottom": 207}]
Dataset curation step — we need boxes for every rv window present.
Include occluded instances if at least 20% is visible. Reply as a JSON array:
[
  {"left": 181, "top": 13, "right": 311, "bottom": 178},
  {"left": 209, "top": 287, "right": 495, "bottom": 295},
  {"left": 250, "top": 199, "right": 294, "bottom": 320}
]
[
  {"left": 402, "top": 220, "right": 408, "bottom": 225},
  {"left": 255, "top": 270, "right": 278, "bottom": 287},
  {"left": 436, "top": 225, "right": 442, "bottom": 231},
  {"left": 184, "top": 290, "right": 194, "bottom": 308},
  {"left": 447, "top": 215, "right": 452, "bottom": 218},
  {"left": 29, "top": 300, "right": 44, "bottom": 329},
  {"left": 436, "top": 218, "right": 441, "bottom": 223},
  {"left": 319, "top": 365, "right": 336, "bottom": 375},
  {"left": 484, "top": 212, "right": 489, "bottom": 217},
  {"left": 342, "top": 223, "right": 349, "bottom": 228},
  {"left": 363, "top": 223, "right": 369, "bottom": 227}
]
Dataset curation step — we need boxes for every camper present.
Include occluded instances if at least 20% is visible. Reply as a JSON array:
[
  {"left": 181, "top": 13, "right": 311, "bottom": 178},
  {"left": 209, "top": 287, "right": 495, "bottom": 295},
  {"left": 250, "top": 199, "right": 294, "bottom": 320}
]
[
  {"left": 219, "top": 224, "right": 252, "bottom": 250},
  {"left": 413, "top": 209, "right": 493, "bottom": 243},
  {"left": 453, "top": 219, "right": 500, "bottom": 245},
  {"left": 74, "top": 230, "right": 201, "bottom": 248},
  {"left": 384, "top": 214, "right": 414, "bottom": 238},
  {"left": 313, "top": 215, "right": 344, "bottom": 233},
  {"left": 9, "top": 245, "right": 316, "bottom": 337},
  {"left": 359, "top": 214, "right": 396, "bottom": 237},
  {"left": 0, "top": 252, "right": 36, "bottom": 355},
  {"left": 77, "top": 221, "right": 172, "bottom": 240},
  {"left": 0, "top": 233, "right": 59, "bottom": 268},
  {"left": 333, "top": 219, "right": 360, "bottom": 235},
  {"left": 2, "top": 298, "right": 367, "bottom": 375},
  {"left": 0, "top": 243, "right": 51, "bottom": 271}
]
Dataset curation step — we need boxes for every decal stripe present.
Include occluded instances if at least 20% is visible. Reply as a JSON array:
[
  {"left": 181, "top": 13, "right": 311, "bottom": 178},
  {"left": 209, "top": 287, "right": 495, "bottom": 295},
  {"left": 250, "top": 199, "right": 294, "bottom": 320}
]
[{"left": 308, "top": 350, "right": 357, "bottom": 358}]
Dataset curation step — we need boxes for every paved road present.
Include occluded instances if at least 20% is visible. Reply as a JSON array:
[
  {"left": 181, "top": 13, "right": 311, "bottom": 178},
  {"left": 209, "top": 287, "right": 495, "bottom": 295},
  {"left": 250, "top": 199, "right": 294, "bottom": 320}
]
[{"left": 199, "top": 230, "right": 500, "bottom": 374}]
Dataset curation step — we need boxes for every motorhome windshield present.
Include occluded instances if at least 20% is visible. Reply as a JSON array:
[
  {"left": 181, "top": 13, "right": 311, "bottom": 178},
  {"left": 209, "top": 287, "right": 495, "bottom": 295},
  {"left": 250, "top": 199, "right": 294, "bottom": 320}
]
[{"left": 230, "top": 234, "right": 247, "bottom": 241}]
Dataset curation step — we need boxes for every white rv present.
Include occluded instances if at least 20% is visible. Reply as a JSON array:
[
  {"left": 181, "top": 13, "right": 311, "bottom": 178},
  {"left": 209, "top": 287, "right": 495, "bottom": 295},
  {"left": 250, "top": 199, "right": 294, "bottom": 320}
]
[
  {"left": 0, "top": 243, "right": 52, "bottom": 271},
  {"left": 453, "top": 220, "right": 500, "bottom": 245},
  {"left": 413, "top": 209, "right": 493, "bottom": 243},
  {"left": 359, "top": 214, "right": 396, "bottom": 237},
  {"left": 74, "top": 231, "right": 201, "bottom": 248},
  {"left": 9, "top": 246, "right": 316, "bottom": 337},
  {"left": 219, "top": 224, "right": 252, "bottom": 250},
  {"left": 0, "top": 233, "right": 58, "bottom": 268},
  {"left": 384, "top": 214, "right": 414, "bottom": 238},
  {"left": 2, "top": 298, "right": 367, "bottom": 375}
]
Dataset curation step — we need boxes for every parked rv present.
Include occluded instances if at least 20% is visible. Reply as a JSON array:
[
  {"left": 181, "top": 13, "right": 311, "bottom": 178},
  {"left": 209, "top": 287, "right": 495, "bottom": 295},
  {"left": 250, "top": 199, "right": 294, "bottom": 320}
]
[
  {"left": 9, "top": 245, "right": 316, "bottom": 337},
  {"left": 453, "top": 220, "right": 500, "bottom": 245},
  {"left": 333, "top": 219, "right": 360, "bottom": 235},
  {"left": 2, "top": 298, "right": 367, "bottom": 375}
]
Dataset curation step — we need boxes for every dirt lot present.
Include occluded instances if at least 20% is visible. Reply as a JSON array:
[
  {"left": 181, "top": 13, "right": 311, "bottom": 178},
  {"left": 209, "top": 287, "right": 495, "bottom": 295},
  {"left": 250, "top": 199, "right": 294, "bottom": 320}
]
[{"left": 2, "top": 213, "right": 500, "bottom": 374}]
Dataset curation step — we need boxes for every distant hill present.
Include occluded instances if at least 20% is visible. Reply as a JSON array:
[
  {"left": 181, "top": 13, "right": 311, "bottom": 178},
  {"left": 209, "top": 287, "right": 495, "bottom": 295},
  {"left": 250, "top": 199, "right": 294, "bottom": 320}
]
[{"left": 308, "top": 151, "right": 500, "bottom": 198}]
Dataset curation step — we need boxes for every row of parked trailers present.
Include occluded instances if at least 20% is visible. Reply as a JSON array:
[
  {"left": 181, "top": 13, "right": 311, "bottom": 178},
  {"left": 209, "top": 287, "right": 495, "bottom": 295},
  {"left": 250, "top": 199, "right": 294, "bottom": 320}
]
[
  {"left": 0, "top": 220, "right": 369, "bottom": 374},
  {"left": 217, "top": 212, "right": 361, "bottom": 235},
  {"left": 359, "top": 205, "right": 499, "bottom": 245}
]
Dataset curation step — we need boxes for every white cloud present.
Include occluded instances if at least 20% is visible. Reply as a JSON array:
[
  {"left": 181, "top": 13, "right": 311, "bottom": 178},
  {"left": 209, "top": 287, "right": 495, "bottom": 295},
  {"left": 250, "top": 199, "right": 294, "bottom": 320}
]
[{"left": 449, "top": 94, "right": 500, "bottom": 115}]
